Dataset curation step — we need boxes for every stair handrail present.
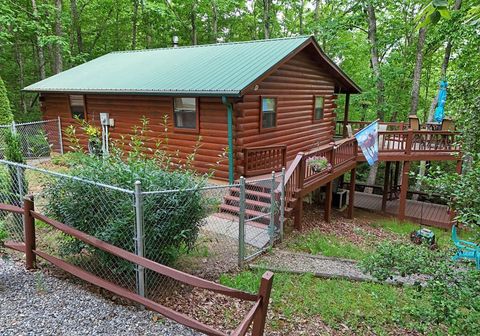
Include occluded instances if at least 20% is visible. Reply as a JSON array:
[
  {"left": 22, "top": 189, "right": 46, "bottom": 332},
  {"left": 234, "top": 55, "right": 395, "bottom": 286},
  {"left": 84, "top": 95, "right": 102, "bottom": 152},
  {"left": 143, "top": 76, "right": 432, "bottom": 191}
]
[{"left": 275, "top": 151, "right": 304, "bottom": 195}]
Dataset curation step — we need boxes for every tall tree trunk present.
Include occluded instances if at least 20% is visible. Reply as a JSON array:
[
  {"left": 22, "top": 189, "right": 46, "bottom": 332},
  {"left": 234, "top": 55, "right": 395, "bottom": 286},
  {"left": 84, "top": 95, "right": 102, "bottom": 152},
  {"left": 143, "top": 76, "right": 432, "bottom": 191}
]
[
  {"left": 299, "top": 0, "right": 304, "bottom": 35},
  {"left": 410, "top": 27, "right": 427, "bottom": 116},
  {"left": 366, "top": 3, "right": 385, "bottom": 121},
  {"left": 53, "top": 0, "right": 63, "bottom": 74},
  {"left": 31, "top": 0, "right": 46, "bottom": 79},
  {"left": 365, "top": 3, "right": 385, "bottom": 192},
  {"left": 212, "top": 0, "right": 218, "bottom": 43},
  {"left": 191, "top": 1, "right": 197, "bottom": 45},
  {"left": 263, "top": 0, "right": 271, "bottom": 39},
  {"left": 10, "top": 28, "right": 27, "bottom": 114},
  {"left": 314, "top": 0, "right": 320, "bottom": 36},
  {"left": 70, "top": 0, "right": 83, "bottom": 54},
  {"left": 132, "top": 0, "right": 139, "bottom": 49}
]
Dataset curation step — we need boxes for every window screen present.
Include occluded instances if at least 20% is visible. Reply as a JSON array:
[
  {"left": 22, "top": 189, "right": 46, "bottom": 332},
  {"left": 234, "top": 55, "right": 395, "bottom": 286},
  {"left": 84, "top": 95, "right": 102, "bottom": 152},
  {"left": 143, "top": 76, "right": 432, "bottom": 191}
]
[
  {"left": 174, "top": 97, "right": 197, "bottom": 129},
  {"left": 314, "top": 96, "right": 324, "bottom": 120},
  {"left": 69, "top": 95, "right": 85, "bottom": 119},
  {"left": 261, "top": 97, "right": 276, "bottom": 129}
]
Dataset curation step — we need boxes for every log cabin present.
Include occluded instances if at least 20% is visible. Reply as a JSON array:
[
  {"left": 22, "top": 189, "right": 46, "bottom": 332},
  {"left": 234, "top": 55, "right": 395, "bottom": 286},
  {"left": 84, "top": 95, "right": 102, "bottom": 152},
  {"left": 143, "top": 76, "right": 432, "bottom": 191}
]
[{"left": 23, "top": 36, "right": 360, "bottom": 183}]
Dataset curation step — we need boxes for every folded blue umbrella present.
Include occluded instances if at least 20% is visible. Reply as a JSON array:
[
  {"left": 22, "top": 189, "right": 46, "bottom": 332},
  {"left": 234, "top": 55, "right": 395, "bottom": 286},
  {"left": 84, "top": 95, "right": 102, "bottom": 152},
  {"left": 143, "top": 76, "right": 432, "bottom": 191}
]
[{"left": 434, "top": 80, "right": 448, "bottom": 123}]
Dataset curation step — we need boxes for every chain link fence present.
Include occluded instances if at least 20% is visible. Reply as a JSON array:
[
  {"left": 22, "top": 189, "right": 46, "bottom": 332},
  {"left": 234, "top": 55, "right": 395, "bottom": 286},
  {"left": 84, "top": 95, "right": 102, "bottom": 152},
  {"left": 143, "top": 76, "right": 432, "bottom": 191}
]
[
  {"left": 0, "top": 119, "right": 63, "bottom": 160},
  {"left": 0, "top": 159, "right": 284, "bottom": 302}
]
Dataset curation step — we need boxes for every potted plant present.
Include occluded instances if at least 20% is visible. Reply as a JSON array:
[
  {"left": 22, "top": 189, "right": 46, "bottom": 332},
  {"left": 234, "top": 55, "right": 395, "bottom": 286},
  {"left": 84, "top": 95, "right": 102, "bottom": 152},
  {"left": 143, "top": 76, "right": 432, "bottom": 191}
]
[{"left": 306, "top": 156, "right": 331, "bottom": 173}]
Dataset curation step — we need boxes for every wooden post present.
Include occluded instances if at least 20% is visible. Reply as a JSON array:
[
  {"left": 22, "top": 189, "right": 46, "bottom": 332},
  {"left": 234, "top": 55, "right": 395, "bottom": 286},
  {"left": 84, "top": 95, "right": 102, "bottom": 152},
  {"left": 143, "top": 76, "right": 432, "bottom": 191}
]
[
  {"left": 23, "top": 195, "right": 36, "bottom": 270},
  {"left": 393, "top": 161, "right": 400, "bottom": 198},
  {"left": 398, "top": 161, "right": 411, "bottom": 221},
  {"left": 293, "top": 156, "right": 305, "bottom": 231},
  {"left": 342, "top": 93, "right": 350, "bottom": 138},
  {"left": 348, "top": 167, "right": 356, "bottom": 219},
  {"left": 324, "top": 181, "right": 333, "bottom": 222},
  {"left": 252, "top": 271, "right": 274, "bottom": 336},
  {"left": 456, "top": 159, "right": 462, "bottom": 174},
  {"left": 381, "top": 161, "right": 391, "bottom": 212}
]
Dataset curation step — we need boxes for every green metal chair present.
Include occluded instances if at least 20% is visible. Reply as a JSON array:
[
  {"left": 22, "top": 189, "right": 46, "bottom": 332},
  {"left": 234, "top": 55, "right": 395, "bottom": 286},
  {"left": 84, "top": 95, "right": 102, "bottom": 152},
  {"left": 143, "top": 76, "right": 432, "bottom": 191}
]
[{"left": 451, "top": 224, "right": 480, "bottom": 270}]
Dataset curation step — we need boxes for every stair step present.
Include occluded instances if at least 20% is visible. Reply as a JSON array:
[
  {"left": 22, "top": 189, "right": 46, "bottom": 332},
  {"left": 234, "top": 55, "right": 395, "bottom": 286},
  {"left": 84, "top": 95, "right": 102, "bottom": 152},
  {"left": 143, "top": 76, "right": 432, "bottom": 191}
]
[
  {"left": 229, "top": 187, "right": 272, "bottom": 199},
  {"left": 219, "top": 204, "right": 270, "bottom": 222},
  {"left": 224, "top": 195, "right": 271, "bottom": 209}
]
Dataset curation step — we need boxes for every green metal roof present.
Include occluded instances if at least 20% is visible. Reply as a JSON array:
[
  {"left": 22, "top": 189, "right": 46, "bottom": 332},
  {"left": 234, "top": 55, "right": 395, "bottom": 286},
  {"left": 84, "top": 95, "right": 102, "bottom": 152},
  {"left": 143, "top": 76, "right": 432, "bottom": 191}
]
[{"left": 24, "top": 36, "right": 360, "bottom": 96}]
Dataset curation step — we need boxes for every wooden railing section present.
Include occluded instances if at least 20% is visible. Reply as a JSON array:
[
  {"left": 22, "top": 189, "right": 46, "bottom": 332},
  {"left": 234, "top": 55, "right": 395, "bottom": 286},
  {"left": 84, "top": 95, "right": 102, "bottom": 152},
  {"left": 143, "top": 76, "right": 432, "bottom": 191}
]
[
  {"left": 336, "top": 120, "right": 408, "bottom": 136},
  {"left": 2, "top": 198, "right": 273, "bottom": 336},
  {"left": 377, "top": 130, "right": 461, "bottom": 156},
  {"left": 243, "top": 144, "right": 287, "bottom": 177},
  {"left": 275, "top": 137, "right": 358, "bottom": 212}
]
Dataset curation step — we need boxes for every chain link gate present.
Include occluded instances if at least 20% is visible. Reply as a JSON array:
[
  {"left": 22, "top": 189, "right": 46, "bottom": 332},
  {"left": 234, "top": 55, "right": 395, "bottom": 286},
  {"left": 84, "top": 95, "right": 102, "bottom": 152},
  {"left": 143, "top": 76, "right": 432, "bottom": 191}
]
[{"left": 0, "top": 118, "right": 63, "bottom": 160}]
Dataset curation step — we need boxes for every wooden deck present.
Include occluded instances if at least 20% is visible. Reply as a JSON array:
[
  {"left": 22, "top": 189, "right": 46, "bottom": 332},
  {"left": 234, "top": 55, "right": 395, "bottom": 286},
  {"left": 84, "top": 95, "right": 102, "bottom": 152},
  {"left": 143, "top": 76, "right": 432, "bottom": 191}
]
[{"left": 354, "top": 192, "right": 451, "bottom": 229}]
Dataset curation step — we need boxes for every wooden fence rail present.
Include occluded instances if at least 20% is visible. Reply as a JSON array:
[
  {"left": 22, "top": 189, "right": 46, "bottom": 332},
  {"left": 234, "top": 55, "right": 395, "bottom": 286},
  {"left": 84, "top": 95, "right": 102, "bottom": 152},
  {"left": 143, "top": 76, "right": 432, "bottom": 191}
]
[{"left": 2, "top": 198, "right": 273, "bottom": 336}]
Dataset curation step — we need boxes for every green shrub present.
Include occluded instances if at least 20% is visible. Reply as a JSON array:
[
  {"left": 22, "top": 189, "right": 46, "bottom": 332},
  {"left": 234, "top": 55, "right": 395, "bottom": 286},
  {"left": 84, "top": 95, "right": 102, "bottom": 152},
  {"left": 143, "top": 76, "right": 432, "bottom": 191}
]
[
  {"left": 43, "top": 119, "right": 213, "bottom": 269},
  {"left": 0, "top": 76, "right": 13, "bottom": 125},
  {"left": 360, "top": 242, "right": 480, "bottom": 334}
]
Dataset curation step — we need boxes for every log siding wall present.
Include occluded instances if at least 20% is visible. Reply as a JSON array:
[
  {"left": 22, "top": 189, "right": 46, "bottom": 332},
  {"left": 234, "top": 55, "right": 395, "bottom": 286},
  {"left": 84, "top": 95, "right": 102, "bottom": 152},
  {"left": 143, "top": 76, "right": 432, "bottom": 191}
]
[
  {"left": 42, "top": 94, "right": 230, "bottom": 180},
  {"left": 235, "top": 49, "right": 338, "bottom": 176}
]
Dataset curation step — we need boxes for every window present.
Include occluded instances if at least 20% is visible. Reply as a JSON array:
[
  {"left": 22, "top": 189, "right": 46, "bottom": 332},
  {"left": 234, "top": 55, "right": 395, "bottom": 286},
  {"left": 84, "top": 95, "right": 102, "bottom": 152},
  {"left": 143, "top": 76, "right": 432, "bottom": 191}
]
[
  {"left": 261, "top": 97, "right": 276, "bottom": 129},
  {"left": 174, "top": 97, "right": 198, "bottom": 130},
  {"left": 69, "top": 95, "right": 85, "bottom": 119},
  {"left": 313, "top": 96, "right": 325, "bottom": 121}
]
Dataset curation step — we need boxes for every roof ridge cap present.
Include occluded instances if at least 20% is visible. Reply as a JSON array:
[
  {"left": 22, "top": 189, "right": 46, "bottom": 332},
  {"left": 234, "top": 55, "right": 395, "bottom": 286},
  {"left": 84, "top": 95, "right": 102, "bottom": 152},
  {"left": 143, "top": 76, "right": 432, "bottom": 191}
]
[{"left": 108, "top": 35, "right": 312, "bottom": 55}]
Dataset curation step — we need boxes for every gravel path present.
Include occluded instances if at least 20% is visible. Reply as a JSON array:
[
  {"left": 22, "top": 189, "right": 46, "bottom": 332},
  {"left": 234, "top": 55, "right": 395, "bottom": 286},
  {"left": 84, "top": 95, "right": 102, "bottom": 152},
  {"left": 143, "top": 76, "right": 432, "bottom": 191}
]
[
  {"left": 0, "top": 257, "right": 201, "bottom": 336},
  {"left": 253, "top": 249, "right": 429, "bottom": 285}
]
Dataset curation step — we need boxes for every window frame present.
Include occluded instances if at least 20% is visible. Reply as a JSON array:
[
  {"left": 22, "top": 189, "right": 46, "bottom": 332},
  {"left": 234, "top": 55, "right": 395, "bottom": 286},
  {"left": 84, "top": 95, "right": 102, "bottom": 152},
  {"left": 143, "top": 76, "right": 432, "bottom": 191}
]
[
  {"left": 173, "top": 97, "right": 200, "bottom": 133},
  {"left": 259, "top": 96, "right": 277, "bottom": 132},
  {"left": 69, "top": 94, "right": 86, "bottom": 120},
  {"left": 312, "top": 95, "right": 325, "bottom": 123}
]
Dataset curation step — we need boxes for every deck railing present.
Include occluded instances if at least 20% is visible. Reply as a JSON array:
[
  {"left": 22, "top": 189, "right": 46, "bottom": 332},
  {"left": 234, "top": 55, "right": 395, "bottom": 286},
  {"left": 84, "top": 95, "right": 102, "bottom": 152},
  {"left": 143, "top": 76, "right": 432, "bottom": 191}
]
[
  {"left": 275, "top": 137, "right": 358, "bottom": 207},
  {"left": 243, "top": 144, "right": 287, "bottom": 177},
  {"left": 378, "top": 129, "right": 461, "bottom": 155},
  {"left": 336, "top": 120, "right": 408, "bottom": 136},
  {"left": 3, "top": 197, "right": 273, "bottom": 336}
]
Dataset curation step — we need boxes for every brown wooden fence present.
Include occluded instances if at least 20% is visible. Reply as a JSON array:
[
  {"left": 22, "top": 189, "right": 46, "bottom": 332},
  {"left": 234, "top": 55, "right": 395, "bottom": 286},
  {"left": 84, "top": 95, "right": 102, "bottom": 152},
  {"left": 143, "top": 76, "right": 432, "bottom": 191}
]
[{"left": 2, "top": 197, "right": 273, "bottom": 336}]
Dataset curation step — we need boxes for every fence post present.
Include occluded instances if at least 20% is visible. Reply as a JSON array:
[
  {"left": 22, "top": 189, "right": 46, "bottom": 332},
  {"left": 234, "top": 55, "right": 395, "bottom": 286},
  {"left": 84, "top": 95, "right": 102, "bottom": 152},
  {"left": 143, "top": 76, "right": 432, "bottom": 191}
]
[
  {"left": 11, "top": 121, "right": 17, "bottom": 135},
  {"left": 279, "top": 167, "right": 285, "bottom": 242},
  {"left": 15, "top": 166, "right": 25, "bottom": 201},
  {"left": 23, "top": 195, "right": 36, "bottom": 270},
  {"left": 57, "top": 117, "right": 64, "bottom": 155},
  {"left": 269, "top": 171, "right": 276, "bottom": 247},
  {"left": 134, "top": 181, "right": 145, "bottom": 297},
  {"left": 252, "top": 271, "right": 274, "bottom": 336},
  {"left": 238, "top": 176, "right": 246, "bottom": 268}
]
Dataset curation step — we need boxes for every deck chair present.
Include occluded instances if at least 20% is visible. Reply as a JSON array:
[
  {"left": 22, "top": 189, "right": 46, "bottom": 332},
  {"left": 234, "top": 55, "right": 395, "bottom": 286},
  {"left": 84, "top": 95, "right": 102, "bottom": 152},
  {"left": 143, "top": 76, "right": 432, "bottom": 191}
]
[
  {"left": 441, "top": 117, "right": 455, "bottom": 131},
  {"left": 451, "top": 225, "right": 480, "bottom": 270},
  {"left": 346, "top": 124, "right": 353, "bottom": 137}
]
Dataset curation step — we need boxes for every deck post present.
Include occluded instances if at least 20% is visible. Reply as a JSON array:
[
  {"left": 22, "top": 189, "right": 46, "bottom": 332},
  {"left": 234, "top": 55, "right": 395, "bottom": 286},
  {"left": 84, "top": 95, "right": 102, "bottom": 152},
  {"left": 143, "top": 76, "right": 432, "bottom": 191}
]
[
  {"left": 24, "top": 195, "right": 36, "bottom": 270},
  {"left": 393, "top": 161, "right": 400, "bottom": 198},
  {"left": 347, "top": 167, "right": 356, "bottom": 219},
  {"left": 324, "top": 181, "right": 333, "bottom": 222},
  {"left": 381, "top": 161, "right": 391, "bottom": 212},
  {"left": 343, "top": 93, "right": 350, "bottom": 138},
  {"left": 398, "top": 161, "right": 411, "bottom": 220}
]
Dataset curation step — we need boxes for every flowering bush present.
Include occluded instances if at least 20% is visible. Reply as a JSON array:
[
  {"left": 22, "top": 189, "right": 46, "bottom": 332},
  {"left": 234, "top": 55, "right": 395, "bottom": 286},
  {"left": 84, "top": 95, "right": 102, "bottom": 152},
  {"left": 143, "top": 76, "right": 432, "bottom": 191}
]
[{"left": 306, "top": 156, "right": 331, "bottom": 172}]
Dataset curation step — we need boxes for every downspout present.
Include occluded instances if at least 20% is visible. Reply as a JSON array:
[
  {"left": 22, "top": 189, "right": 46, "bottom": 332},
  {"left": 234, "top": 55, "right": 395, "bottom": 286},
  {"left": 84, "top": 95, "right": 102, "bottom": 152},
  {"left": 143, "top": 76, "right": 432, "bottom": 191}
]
[{"left": 222, "top": 96, "right": 235, "bottom": 184}]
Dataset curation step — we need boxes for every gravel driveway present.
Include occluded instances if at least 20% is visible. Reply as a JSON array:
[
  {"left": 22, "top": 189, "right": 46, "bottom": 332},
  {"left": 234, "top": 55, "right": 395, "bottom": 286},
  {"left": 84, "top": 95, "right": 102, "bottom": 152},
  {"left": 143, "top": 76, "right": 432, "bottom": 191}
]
[{"left": 0, "top": 257, "right": 201, "bottom": 336}]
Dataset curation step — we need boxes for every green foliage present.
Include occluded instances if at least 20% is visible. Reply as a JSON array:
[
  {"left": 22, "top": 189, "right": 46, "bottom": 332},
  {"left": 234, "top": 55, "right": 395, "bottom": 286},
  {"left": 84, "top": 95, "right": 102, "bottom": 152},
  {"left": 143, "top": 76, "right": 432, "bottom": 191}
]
[
  {"left": 286, "top": 229, "right": 371, "bottom": 260},
  {"left": 43, "top": 121, "right": 212, "bottom": 268},
  {"left": 4, "top": 129, "right": 25, "bottom": 164},
  {"left": 220, "top": 269, "right": 417, "bottom": 333},
  {"left": 0, "top": 76, "right": 13, "bottom": 125},
  {"left": 360, "top": 242, "right": 480, "bottom": 334},
  {"left": 419, "top": 159, "right": 480, "bottom": 237},
  {"left": 0, "top": 221, "right": 7, "bottom": 244}
]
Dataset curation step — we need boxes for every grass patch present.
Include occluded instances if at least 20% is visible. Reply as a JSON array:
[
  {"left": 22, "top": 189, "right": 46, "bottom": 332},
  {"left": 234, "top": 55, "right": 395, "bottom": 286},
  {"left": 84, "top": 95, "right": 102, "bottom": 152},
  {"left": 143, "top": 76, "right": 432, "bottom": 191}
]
[
  {"left": 220, "top": 269, "right": 421, "bottom": 333},
  {"left": 286, "top": 230, "right": 371, "bottom": 260}
]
